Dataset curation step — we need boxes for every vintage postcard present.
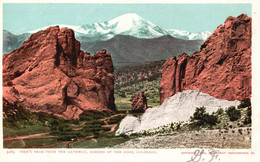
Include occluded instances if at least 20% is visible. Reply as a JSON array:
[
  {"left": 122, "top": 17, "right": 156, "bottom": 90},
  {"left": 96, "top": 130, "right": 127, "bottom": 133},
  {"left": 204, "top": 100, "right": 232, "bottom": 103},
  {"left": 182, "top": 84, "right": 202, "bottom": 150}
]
[{"left": 1, "top": 0, "right": 260, "bottom": 162}]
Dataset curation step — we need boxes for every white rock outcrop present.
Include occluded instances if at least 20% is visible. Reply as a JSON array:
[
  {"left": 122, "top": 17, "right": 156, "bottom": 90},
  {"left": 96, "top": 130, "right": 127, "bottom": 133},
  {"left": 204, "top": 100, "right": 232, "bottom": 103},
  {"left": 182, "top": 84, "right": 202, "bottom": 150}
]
[{"left": 116, "top": 90, "right": 240, "bottom": 136}]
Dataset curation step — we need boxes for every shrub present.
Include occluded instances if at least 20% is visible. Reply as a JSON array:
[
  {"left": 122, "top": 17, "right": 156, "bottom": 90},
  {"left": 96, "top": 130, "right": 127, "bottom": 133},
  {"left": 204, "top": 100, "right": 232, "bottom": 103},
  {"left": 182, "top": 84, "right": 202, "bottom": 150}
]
[
  {"left": 238, "top": 129, "right": 243, "bottom": 135},
  {"left": 49, "top": 118, "right": 68, "bottom": 133},
  {"left": 238, "top": 99, "right": 251, "bottom": 109},
  {"left": 107, "top": 115, "right": 126, "bottom": 124},
  {"left": 82, "top": 121, "right": 103, "bottom": 137},
  {"left": 56, "top": 131, "right": 85, "bottom": 141},
  {"left": 176, "top": 123, "right": 181, "bottom": 131},
  {"left": 190, "top": 106, "right": 218, "bottom": 128},
  {"left": 119, "top": 92, "right": 126, "bottom": 98},
  {"left": 226, "top": 106, "right": 241, "bottom": 121},
  {"left": 243, "top": 106, "right": 252, "bottom": 125},
  {"left": 204, "top": 113, "right": 218, "bottom": 126},
  {"left": 3, "top": 99, "right": 64, "bottom": 129},
  {"left": 246, "top": 106, "right": 252, "bottom": 117},
  {"left": 193, "top": 106, "right": 206, "bottom": 120},
  {"left": 216, "top": 108, "right": 224, "bottom": 115},
  {"left": 100, "top": 127, "right": 111, "bottom": 131},
  {"left": 129, "top": 95, "right": 135, "bottom": 102},
  {"left": 79, "top": 110, "right": 112, "bottom": 121}
]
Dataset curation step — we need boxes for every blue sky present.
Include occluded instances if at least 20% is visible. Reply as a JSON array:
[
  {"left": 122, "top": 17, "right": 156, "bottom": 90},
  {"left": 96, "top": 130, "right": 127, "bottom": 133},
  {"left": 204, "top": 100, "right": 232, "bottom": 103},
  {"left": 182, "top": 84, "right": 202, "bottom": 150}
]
[{"left": 3, "top": 3, "right": 251, "bottom": 34}]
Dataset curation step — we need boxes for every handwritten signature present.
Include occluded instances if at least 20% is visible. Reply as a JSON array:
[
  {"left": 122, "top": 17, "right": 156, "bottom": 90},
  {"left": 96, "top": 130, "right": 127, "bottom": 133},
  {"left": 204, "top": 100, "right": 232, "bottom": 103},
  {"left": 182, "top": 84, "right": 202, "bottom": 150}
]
[{"left": 187, "top": 149, "right": 220, "bottom": 162}]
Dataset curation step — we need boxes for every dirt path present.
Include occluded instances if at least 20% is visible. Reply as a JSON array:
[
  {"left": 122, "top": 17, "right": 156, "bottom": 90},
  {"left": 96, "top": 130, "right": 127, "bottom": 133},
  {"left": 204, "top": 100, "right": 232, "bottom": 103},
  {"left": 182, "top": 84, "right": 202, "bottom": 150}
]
[
  {"left": 24, "top": 124, "right": 117, "bottom": 148},
  {"left": 69, "top": 113, "right": 126, "bottom": 127},
  {"left": 102, "top": 124, "right": 117, "bottom": 133},
  {"left": 67, "top": 123, "right": 118, "bottom": 148},
  {"left": 69, "top": 121, "right": 87, "bottom": 127},
  {"left": 115, "top": 100, "right": 132, "bottom": 104},
  {"left": 99, "top": 113, "right": 126, "bottom": 122},
  {"left": 108, "top": 124, "right": 117, "bottom": 133},
  {"left": 70, "top": 114, "right": 126, "bottom": 130},
  {"left": 4, "top": 132, "right": 53, "bottom": 141},
  {"left": 6, "top": 113, "right": 127, "bottom": 148}
]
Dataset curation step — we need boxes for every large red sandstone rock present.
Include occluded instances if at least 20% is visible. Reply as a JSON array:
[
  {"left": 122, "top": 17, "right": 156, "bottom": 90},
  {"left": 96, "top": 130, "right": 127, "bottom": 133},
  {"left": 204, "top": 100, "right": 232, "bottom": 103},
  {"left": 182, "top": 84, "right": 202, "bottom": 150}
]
[
  {"left": 3, "top": 26, "right": 116, "bottom": 120},
  {"left": 132, "top": 92, "right": 147, "bottom": 113},
  {"left": 160, "top": 14, "right": 251, "bottom": 104}
]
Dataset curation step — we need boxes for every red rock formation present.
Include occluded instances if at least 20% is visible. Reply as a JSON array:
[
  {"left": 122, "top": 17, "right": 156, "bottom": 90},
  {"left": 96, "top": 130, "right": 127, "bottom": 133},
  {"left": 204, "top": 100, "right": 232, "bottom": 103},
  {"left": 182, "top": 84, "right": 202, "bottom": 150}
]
[
  {"left": 3, "top": 26, "right": 116, "bottom": 120},
  {"left": 132, "top": 92, "right": 148, "bottom": 113},
  {"left": 160, "top": 14, "right": 251, "bottom": 104}
]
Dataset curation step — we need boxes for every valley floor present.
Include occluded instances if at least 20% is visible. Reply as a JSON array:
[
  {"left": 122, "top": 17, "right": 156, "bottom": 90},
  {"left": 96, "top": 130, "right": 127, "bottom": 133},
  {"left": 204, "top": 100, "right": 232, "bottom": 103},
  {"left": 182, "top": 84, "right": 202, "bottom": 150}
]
[
  {"left": 3, "top": 113, "right": 129, "bottom": 148},
  {"left": 114, "top": 127, "right": 251, "bottom": 149}
]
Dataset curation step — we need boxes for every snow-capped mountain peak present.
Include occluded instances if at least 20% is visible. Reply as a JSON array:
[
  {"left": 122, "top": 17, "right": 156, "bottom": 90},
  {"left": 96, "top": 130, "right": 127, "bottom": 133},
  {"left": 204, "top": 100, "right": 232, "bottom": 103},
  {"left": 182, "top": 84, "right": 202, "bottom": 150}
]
[
  {"left": 188, "top": 31, "right": 212, "bottom": 40},
  {"left": 27, "top": 13, "right": 211, "bottom": 41},
  {"left": 167, "top": 29, "right": 211, "bottom": 40},
  {"left": 108, "top": 13, "right": 150, "bottom": 34},
  {"left": 109, "top": 13, "right": 143, "bottom": 24},
  {"left": 78, "top": 13, "right": 169, "bottom": 40}
]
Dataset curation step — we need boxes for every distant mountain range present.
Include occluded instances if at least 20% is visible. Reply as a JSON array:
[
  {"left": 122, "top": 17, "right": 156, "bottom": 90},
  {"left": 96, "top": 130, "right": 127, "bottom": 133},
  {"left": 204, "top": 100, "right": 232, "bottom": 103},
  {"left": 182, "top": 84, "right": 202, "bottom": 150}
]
[
  {"left": 28, "top": 13, "right": 211, "bottom": 42},
  {"left": 81, "top": 35, "right": 203, "bottom": 68},
  {"left": 3, "top": 13, "right": 209, "bottom": 67},
  {"left": 3, "top": 30, "right": 31, "bottom": 54}
]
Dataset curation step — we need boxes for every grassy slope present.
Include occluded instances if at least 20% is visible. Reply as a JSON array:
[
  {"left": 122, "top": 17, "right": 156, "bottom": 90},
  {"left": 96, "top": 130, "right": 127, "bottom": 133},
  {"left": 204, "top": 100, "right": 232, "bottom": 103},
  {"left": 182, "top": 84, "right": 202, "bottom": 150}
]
[
  {"left": 114, "top": 60, "right": 164, "bottom": 110},
  {"left": 3, "top": 100, "right": 251, "bottom": 148},
  {"left": 114, "top": 78, "right": 161, "bottom": 110},
  {"left": 3, "top": 100, "right": 129, "bottom": 148},
  {"left": 3, "top": 123, "right": 50, "bottom": 138}
]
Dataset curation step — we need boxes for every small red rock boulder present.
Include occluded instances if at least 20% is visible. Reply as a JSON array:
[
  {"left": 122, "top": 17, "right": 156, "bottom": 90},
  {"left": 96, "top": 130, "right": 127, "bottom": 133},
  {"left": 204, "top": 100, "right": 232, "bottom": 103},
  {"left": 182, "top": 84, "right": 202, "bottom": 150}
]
[{"left": 131, "top": 92, "right": 148, "bottom": 113}]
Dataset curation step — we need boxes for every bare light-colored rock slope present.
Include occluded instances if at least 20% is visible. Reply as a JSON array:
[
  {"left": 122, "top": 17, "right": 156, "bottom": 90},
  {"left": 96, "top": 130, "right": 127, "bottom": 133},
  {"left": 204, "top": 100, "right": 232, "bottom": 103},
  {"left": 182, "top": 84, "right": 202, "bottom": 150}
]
[{"left": 116, "top": 90, "right": 239, "bottom": 135}]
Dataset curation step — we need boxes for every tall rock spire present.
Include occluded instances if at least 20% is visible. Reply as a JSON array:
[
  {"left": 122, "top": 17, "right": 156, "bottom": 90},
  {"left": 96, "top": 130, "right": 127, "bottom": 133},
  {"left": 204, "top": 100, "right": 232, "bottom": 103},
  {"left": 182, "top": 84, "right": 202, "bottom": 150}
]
[
  {"left": 160, "top": 14, "right": 251, "bottom": 103},
  {"left": 3, "top": 26, "right": 116, "bottom": 120}
]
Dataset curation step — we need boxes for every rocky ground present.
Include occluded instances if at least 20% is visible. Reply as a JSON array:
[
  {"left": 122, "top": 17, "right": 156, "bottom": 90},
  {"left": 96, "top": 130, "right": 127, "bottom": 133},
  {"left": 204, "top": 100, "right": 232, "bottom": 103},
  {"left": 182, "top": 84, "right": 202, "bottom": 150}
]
[{"left": 114, "top": 127, "right": 251, "bottom": 149}]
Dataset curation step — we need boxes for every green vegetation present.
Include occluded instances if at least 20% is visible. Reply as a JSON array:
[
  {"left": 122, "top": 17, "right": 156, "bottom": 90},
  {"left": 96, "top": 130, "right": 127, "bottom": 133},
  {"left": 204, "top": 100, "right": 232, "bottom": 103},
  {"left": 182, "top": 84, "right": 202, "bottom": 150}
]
[
  {"left": 107, "top": 115, "right": 127, "bottom": 124},
  {"left": 114, "top": 101, "right": 132, "bottom": 110},
  {"left": 243, "top": 100, "right": 252, "bottom": 125},
  {"left": 4, "top": 138, "right": 59, "bottom": 148},
  {"left": 3, "top": 61, "right": 163, "bottom": 148},
  {"left": 190, "top": 106, "right": 218, "bottom": 128},
  {"left": 3, "top": 99, "right": 52, "bottom": 137},
  {"left": 114, "top": 60, "right": 165, "bottom": 88},
  {"left": 79, "top": 110, "right": 114, "bottom": 121},
  {"left": 3, "top": 87, "right": 252, "bottom": 148},
  {"left": 238, "top": 99, "right": 251, "bottom": 109},
  {"left": 81, "top": 121, "right": 104, "bottom": 138},
  {"left": 188, "top": 102, "right": 250, "bottom": 131},
  {"left": 226, "top": 106, "right": 241, "bottom": 121},
  {"left": 114, "top": 78, "right": 161, "bottom": 109},
  {"left": 49, "top": 118, "right": 85, "bottom": 141},
  {"left": 216, "top": 108, "right": 224, "bottom": 115},
  {"left": 3, "top": 123, "right": 50, "bottom": 138},
  {"left": 114, "top": 60, "right": 164, "bottom": 110},
  {"left": 130, "top": 100, "right": 252, "bottom": 138},
  {"left": 3, "top": 99, "right": 129, "bottom": 148}
]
